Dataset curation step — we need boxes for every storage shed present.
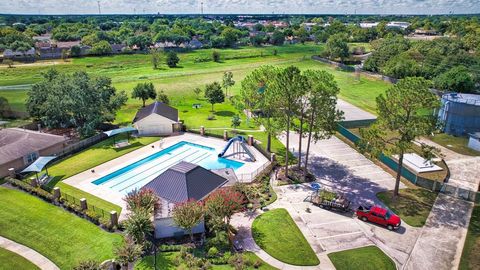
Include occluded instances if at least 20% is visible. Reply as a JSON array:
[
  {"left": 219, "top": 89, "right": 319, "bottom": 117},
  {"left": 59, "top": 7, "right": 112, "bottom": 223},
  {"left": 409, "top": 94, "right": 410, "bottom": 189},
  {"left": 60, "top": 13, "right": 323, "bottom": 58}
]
[
  {"left": 438, "top": 93, "right": 480, "bottom": 136},
  {"left": 132, "top": 101, "right": 179, "bottom": 136}
]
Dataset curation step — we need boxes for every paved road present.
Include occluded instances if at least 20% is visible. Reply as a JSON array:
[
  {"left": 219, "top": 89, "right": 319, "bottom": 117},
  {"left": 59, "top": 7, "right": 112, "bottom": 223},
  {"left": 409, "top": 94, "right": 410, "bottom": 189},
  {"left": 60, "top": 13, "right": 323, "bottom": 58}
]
[{"left": 0, "top": 236, "right": 59, "bottom": 270}]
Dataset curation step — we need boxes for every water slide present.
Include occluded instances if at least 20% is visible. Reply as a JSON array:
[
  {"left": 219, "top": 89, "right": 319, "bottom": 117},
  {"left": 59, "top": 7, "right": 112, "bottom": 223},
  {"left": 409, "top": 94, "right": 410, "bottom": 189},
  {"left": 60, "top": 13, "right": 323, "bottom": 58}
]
[{"left": 218, "top": 136, "right": 256, "bottom": 161}]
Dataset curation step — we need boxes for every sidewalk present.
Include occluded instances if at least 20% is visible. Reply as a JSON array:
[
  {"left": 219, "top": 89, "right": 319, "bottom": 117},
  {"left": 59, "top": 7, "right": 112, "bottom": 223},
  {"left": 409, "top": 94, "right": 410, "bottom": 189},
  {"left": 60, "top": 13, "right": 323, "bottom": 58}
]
[{"left": 0, "top": 236, "right": 59, "bottom": 270}]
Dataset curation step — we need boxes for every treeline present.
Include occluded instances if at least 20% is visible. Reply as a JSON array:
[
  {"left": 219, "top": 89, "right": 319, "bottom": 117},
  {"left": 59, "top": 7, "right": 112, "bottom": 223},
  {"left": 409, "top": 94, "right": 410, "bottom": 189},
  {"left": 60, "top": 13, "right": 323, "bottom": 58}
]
[{"left": 364, "top": 35, "right": 480, "bottom": 93}]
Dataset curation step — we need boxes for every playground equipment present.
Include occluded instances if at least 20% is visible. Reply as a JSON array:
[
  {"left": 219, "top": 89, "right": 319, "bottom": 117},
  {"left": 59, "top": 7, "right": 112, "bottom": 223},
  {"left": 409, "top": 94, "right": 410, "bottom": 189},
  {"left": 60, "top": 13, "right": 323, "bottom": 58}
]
[{"left": 218, "top": 136, "right": 256, "bottom": 161}]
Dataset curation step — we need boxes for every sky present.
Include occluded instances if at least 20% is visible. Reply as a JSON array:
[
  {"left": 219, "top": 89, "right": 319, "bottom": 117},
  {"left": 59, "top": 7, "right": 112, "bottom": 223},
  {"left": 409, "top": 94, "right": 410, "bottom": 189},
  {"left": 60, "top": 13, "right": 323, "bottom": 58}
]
[{"left": 1, "top": 0, "right": 479, "bottom": 15}]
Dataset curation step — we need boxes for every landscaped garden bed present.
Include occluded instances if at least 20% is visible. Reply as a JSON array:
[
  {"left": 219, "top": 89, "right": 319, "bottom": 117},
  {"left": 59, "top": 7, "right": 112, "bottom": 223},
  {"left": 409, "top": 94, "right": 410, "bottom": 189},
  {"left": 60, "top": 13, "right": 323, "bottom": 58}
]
[
  {"left": 252, "top": 208, "right": 319, "bottom": 266},
  {"left": 276, "top": 166, "right": 316, "bottom": 186},
  {"left": 327, "top": 246, "right": 396, "bottom": 270}
]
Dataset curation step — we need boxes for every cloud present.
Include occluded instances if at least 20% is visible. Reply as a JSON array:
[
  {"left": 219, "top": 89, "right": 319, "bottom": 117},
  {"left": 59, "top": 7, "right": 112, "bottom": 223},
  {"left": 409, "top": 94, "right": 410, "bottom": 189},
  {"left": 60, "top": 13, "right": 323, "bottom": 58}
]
[{"left": 1, "top": 0, "right": 478, "bottom": 14}]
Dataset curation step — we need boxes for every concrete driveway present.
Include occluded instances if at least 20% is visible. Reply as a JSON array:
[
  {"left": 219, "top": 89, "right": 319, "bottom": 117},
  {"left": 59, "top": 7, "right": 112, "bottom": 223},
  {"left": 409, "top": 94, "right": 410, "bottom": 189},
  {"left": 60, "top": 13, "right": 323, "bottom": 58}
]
[{"left": 277, "top": 133, "right": 422, "bottom": 267}]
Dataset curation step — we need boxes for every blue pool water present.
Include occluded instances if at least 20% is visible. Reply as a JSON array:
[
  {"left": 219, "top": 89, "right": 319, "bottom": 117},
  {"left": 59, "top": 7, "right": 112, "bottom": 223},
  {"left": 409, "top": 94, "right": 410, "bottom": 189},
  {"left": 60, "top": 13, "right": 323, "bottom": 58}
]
[{"left": 92, "top": 141, "right": 244, "bottom": 194}]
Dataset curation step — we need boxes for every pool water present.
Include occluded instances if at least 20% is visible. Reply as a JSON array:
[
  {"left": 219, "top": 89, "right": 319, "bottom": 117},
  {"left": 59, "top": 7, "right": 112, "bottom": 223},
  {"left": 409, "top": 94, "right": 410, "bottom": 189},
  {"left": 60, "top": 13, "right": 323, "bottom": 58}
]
[{"left": 92, "top": 141, "right": 244, "bottom": 194}]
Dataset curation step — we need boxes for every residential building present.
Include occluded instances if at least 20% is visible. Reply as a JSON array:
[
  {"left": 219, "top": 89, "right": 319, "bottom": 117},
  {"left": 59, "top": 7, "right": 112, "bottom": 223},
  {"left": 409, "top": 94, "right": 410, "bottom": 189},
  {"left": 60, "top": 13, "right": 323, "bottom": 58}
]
[{"left": 133, "top": 101, "right": 181, "bottom": 136}]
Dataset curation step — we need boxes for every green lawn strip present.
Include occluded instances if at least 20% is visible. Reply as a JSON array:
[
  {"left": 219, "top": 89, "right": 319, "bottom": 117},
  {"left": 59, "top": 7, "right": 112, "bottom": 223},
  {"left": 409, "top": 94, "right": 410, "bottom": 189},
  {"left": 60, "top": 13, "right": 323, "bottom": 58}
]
[
  {"left": 252, "top": 208, "right": 319, "bottom": 266},
  {"left": 0, "top": 247, "right": 40, "bottom": 270},
  {"left": 134, "top": 251, "right": 277, "bottom": 270},
  {"left": 328, "top": 246, "right": 396, "bottom": 270},
  {"left": 40, "top": 134, "right": 159, "bottom": 213},
  {"left": 377, "top": 188, "right": 437, "bottom": 227},
  {"left": 460, "top": 204, "right": 480, "bottom": 270},
  {"left": 428, "top": 133, "right": 480, "bottom": 156},
  {"left": 0, "top": 187, "right": 123, "bottom": 269}
]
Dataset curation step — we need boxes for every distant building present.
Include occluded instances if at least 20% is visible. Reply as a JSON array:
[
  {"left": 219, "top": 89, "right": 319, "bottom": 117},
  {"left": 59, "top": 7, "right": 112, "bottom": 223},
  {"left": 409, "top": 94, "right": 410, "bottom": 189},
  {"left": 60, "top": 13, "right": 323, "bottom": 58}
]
[
  {"left": 0, "top": 128, "right": 66, "bottom": 177},
  {"left": 187, "top": 38, "right": 203, "bottom": 49},
  {"left": 143, "top": 161, "right": 228, "bottom": 238},
  {"left": 360, "top": 22, "right": 379, "bottom": 28},
  {"left": 387, "top": 21, "right": 410, "bottom": 29},
  {"left": 414, "top": 29, "right": 438, "bottom": 36},
  {"left": 2, "top": 48, "right": 36, "bottom": 61},
  {"left": 110, "top": 43, "right": 127, "bottom": 54},
  {"left": 133, "top": 101, "right": 180, "bottom": 136}
]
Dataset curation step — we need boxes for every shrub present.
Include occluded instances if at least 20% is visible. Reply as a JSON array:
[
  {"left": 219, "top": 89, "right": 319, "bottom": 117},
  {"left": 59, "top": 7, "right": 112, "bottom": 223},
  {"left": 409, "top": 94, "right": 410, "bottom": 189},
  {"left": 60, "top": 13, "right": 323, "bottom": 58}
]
[
  {"left": 253, "top": 259, "right": 263, "bottom": 268},
  {"left": 207, "top": 246, "right": 219, "bottom": 258},
  {"left": 85, "top": 209, "right": 101, "bottom": 224},
  {"left": 159, "top": 244, "right": 183, "bottom": 252},
  {"left": 166, "top": 51, "right": 179, "bottom": 68},
  {"left": 212, "top": 50, "right": 221, "bottom": 62},
  {"left": 73, "top": 260, "right": 100, "bottom": 270},
  {"left": 228, "top": 253, "right": 246, "bottom": 270},
  {"left": 206, "top": 231, "right": 230, "bottom": 252}
]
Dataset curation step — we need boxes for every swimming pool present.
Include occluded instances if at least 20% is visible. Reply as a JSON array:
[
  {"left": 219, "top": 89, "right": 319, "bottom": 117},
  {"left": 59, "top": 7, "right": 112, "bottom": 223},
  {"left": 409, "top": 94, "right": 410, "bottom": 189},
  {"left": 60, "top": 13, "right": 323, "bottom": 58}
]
[{"left": 92, "top": 141, "right": 244, "bottom": 194}]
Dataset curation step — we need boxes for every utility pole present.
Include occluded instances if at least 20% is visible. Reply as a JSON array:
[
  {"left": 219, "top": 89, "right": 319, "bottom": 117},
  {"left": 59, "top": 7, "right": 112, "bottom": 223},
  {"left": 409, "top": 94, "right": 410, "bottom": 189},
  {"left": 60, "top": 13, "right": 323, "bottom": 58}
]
[
  {"left": 201, "top": 2, "right": 204, "bottom": 15},
  {"left": 97, "top": 0, "right": 101, "bottom": 15}
]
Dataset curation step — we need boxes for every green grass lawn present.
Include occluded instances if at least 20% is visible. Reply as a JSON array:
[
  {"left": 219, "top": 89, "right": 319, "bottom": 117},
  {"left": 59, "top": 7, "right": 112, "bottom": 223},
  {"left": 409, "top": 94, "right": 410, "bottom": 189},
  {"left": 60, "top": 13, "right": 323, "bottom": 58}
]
[
  {"left": 460, "top": 204, "right": 480, "bottom": 270},
  {"left": 252, "top": 208, "right": 319, "bottom": 266},
  {"left": 134, "top": 251, "right": 277, "bottom": 270},
  {"left": 0, "top": 247, "right": 40, "bottom": 270},
  {"left": 0, "top": 43, "right": 388, "bottom": 129},
  {"left": 327, "top": 246, "right": 396, "bottom": 270},
  {"left": 36, "top": 134, "right": 160, "bottom": 213},
  {"left": 377, "top": 188, "right": 437, "bottom": 227},
  {"left": 0, "top": 187, "right": 123, "bottom": 269},
  {"left": 428, "top": 133, "right": 480, "bottom": 156}
]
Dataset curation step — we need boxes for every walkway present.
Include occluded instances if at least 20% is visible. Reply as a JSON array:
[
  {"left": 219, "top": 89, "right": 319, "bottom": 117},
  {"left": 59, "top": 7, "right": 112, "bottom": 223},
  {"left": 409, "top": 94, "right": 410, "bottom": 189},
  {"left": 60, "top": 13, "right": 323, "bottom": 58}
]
[
  {"left": 404, "top": 138, "right": 479, "bottom": 270},
  {"left": 0, "top": 236, "right": 59, "bottom": 270}
]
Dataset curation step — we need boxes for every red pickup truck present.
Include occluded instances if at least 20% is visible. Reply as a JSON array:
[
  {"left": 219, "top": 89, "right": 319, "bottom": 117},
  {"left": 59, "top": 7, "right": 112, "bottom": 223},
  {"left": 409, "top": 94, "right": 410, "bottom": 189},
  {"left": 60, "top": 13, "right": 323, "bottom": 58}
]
[{"left": 356, "top": 205, "right": 401, "bottom": 231}]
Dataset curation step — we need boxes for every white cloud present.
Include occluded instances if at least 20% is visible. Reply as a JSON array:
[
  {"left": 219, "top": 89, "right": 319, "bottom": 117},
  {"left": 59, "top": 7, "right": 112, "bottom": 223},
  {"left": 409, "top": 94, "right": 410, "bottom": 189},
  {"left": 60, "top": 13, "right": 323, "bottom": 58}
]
[{"left": 1, "top": 0, "right": 478, "bottom": 14}]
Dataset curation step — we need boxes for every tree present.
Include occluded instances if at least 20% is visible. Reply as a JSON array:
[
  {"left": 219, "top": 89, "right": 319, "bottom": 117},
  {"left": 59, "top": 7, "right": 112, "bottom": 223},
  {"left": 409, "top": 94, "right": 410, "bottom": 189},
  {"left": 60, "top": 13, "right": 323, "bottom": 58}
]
[
  {"left": 383, "top": 54, "right": 420, "bottom": 79},
  {"left": 303, "top": 70, "right": 343, "bottom": 175},
  {"left": 271, "top": 66, "right": 306, "bottom": 178},
  {"left": 3, "top": 59, "right": 13, "bottom": 68},
  {"left": 359, "top": 77, "right": 440, "bottom": 197},
  {"left": 26, "top": 69, "right": 127, "bottom": 137},
  {"left": 123, "top": 188, "right": 160, "bottom": 214},
  {"left": 114, "top": 237, "right": 143, "bottom": 270},
  {"left": 222, "top": 71, "right": 235, "bottom": 97},
  {"left": 240, "top": 65, "right": 281, "bottom": 152},
  {"left": 61, "top": 49, "right": 69, "bottom": 61},
  {"left": 204, "top": 82, "right": 225, "bottom": 112},
  {"left": 166, "top": 51, "right": 179, "bottom": 68},
  {"left": 221, "top": 27, "right": 240, "bottom": 47},
  {"left": 89, "top": 40, "right": 112, "bottom": 55},
  {"left": 205, "top": 188, "right": 245, "bottom": 232},
  {"left": 70, "top": 45, "right": 81, "bottom": 57},
  {"left": 124, "top": 210, "right": 154, "bottom": 244},
  {"left": 325, "top": 34, "right": 349, "bottom": 62},
  {"left": 231, "top": 115, "right": 241, "bottom": 130},
  {"left": 295, "top": 27, "right": 309, "bottom": 44},
  {"left": 131, "top": 82, "right": 156, "bottom": 107},
  {"left": 172, "top": 199, "right": 204, "bottom": 242},
  {"left": 270, "top": 30, "right": 285, "bottom": 45},
  {"left": 434, "top": 66, "right": 475, "bottom": 93},
  {"left": 150, "top": 48, "right": 164, "bottom": 69},
  {"left": 0, "top": 97, "right": 11, "bottom": 117},
  {"left": 157, "top": 90, "right": 170, "bottom": 104},
  {"left": 193, "top": 87, "right": 202, "bottom": 99}
]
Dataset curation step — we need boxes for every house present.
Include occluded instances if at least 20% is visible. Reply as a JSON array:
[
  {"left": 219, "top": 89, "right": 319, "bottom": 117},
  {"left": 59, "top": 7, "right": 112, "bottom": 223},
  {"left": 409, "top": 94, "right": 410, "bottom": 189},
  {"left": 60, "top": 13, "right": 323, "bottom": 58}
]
[
  {"left": 187, "top": 39, "right": 203, "bottom": 49},
  {"left": 360, "top": 22, "right": 379, "bottom": 28},
  {"left": 132, "top": 101, "right": 180, "bottom": 136},
  {"left": 2, "top": 48, "right": 36, "bottom": 61},
  {"left": 0, "top": 128, "right": 66, "bottom": 178},
  {"left": 142, "top": 161, "right": 229, "bottom": 238},
  {"left": 110, "top": 43, "right": 127, "bottom": 54},
  {"left": 387, "top": 21, "right": 411, "bottom": 29}
]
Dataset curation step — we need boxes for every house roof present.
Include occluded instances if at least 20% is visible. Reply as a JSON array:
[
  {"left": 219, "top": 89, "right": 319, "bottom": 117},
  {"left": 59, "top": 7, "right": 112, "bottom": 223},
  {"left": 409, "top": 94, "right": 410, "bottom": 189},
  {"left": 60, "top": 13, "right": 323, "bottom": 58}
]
[
  {"left": 0, "top": 128, "right": 66, "bottom": 165},
  {"left": 142, "top": 161, "right": 228, "bottom": 203},
  {"left": 133, "top": 101, "right": 178, "bottom": 123}
]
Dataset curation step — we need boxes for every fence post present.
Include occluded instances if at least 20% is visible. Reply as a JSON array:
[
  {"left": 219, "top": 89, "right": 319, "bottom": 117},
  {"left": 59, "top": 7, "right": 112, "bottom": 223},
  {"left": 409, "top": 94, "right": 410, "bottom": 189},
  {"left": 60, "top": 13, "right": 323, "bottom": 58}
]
[
  {"left": 432, "top": 181, "right": 437, "bottom": 192},
  {"left": 80, "top": 198, "right": 88, "bottom": 211},
  {"left": 30, "top": 177, "right": 38, "bottom": 188},
  {"left": 223, "top": 130, "right": 228, "bottom": 141},
  {"left": 110, "top": 211, "right": 118, "bottom": 228},
  {"left": 248, "top": 135, "right": 254, "bottom": 146},
  {"left": 53, "top": 187, "right": 61, "bottom": 200},
  {"left": 270, "top": 153, "right": 276, "bottom": 162},
  {"left": 200, "top": 126, "right": 205, "bottom": 136}
]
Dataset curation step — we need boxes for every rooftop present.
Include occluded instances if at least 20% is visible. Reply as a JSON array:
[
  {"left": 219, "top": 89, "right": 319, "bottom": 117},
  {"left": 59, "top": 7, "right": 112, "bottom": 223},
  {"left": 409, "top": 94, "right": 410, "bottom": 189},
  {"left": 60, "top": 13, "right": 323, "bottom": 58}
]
[
  {"left": 442, "top": 93, "right": 480, "bottom": 105},
  {"left": 133, "top": 101, "right": 178, "bottom": 123},
  {"left": 0, "top": 128, "right": 66, "bottom": 165}
]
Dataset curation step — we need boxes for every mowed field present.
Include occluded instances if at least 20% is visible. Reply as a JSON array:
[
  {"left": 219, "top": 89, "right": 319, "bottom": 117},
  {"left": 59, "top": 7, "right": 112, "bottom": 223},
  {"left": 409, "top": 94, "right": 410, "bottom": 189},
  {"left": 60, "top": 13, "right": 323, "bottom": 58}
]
[{"left": 0, "top": 43, "right": 388, "bottom": 130}]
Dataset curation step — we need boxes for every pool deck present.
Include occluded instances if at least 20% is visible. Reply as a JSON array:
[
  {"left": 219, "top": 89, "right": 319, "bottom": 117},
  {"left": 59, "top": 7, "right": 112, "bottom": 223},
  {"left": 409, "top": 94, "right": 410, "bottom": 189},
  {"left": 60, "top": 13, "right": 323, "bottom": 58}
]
[{"left": 63, "top": 133, "right": 269, "bottom": 220}]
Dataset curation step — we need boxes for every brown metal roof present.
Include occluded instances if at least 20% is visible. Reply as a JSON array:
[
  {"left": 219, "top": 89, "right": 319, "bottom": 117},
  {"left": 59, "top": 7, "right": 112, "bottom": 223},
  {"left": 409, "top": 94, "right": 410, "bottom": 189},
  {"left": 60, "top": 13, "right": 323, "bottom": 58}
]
[{"left": 142, "top": 161, "right": 228, "bottom": 203}]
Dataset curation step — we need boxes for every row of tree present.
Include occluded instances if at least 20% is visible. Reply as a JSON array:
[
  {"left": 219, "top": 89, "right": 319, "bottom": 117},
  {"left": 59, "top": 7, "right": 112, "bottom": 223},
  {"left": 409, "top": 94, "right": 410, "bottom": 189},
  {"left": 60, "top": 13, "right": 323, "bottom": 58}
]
[{"left": 239, "top": 66, "right": 343, "bottom": 179}]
